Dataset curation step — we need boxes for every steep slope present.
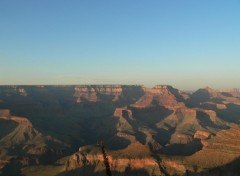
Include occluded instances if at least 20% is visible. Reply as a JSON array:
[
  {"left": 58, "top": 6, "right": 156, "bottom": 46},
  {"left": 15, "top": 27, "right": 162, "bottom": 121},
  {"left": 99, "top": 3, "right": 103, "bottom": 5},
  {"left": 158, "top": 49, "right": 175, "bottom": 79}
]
[
  {"left": 186, "top": 87, "right": 240, "bottom": 124},
  {"left": 90, "top": 105, "right": 228, "bottom": 157},
  {"left": 0, "top": 109, "right": 69, "bottom": 167},
  {"left": 154, "top": 107, "right": 231, "bottom": 155},
  {"left": 112, "top": 107, "right": 162, "bottom": 151},
  {"left": 132, "top": 85, "right": 185, "bottom": 109}
]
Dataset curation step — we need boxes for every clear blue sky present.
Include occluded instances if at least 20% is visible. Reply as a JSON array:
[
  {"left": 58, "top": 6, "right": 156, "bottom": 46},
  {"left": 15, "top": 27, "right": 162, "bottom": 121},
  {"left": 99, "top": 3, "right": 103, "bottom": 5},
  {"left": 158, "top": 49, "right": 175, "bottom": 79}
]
[{"left": 0, "top": 0, "right": 240, "bottom": 90}]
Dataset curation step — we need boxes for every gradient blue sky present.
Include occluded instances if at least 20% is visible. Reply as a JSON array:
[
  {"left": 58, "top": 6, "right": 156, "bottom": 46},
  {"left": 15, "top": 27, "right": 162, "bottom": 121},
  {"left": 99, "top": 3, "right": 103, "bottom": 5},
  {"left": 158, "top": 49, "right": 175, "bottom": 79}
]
[{"left": 0, "top": 0, "right": 240, "bottom": 90}]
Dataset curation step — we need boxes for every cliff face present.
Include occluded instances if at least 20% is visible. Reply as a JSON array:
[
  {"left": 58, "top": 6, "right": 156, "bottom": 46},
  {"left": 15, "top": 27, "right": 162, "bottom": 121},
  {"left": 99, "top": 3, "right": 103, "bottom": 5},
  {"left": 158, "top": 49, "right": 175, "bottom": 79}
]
[
  {"left": 65, "top": 145, "right": 163, "bottom": 176},
  {"left": 133, "top": 85, "right": 185, "bottom": 109},
  {"left": 64, "top": 126, "right": 240, "bottom": 176},
  {"left": 73, "top": 85, "right": 186, "bottom": 107},
  {"left": 74, "top": 85, "right": 124, "bottom": 103},
  {"left": 73, "top": 85, "right": 143, "bottom": 103}
]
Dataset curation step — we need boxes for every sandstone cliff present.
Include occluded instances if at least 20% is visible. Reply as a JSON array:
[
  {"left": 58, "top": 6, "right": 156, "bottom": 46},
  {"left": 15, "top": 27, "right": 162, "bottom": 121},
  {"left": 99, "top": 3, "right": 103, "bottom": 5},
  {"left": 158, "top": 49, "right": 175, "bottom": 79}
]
[
  {"left": 74, "top": 85, "right": 124, "bottom": 103},
  {"left": 132, "top": 85, "right": 185, "bottom": 109},
  {"left": 65, "top": 145, "right": 164, "bottom": 176}
]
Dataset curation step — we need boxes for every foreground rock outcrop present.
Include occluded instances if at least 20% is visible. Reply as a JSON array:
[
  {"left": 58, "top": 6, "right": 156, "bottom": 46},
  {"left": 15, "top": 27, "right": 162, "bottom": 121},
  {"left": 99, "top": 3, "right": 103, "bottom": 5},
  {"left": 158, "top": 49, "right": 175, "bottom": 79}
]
[{"left": 65, "top": 145, "right": 164, "bottom": 176}]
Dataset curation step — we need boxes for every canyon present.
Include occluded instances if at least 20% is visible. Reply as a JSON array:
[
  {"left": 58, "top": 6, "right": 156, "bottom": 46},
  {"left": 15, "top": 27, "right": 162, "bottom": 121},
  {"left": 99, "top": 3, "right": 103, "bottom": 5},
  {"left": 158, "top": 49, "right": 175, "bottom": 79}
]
[{"left": 0, "top": 85, "right": 240, "bottom": 175}]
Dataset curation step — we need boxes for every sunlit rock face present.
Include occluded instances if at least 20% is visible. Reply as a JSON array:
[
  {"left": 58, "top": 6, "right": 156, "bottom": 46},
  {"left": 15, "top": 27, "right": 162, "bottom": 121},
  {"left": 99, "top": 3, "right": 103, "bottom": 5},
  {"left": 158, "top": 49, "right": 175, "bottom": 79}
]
[
  {"left": 194, "top": 130, "right": 212, "bottom": 140},
  {"left": 132, "top": 85, "right": 185, "bottom": 109},
  {"left": 73, "top": 85, "right": 186, "bottom": 108},
  {"left": 65, "top": 145, "right": 162, "bottom": 176},
  {"left": 73, "top": 85, "right": 144, "bottom": 103}
]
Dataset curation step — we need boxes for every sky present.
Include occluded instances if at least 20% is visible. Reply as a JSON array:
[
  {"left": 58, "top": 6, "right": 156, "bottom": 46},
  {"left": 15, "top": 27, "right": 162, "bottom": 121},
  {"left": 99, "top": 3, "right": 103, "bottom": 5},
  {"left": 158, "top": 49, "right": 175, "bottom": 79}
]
[{"left": 0, "top": 0, "right": 240, "bottom": 90}]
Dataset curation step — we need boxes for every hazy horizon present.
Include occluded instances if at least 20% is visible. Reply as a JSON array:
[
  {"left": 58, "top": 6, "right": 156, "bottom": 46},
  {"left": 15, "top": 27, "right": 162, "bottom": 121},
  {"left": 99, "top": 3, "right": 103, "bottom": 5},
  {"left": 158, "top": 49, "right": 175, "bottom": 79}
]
[
  {"left": 1, "top": 0, "right": 240, "bottom": 90},
  {"left": 0, "top": 84, "right": 239, "bottom": 92}
]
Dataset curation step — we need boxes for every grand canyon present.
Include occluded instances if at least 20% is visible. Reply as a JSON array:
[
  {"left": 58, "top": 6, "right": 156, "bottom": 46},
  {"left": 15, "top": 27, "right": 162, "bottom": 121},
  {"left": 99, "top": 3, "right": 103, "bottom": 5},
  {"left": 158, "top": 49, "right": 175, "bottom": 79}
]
[
  {"left": 2, "top": 0, "right": 239, "bottom": 175},
  {"left": 0, "top": 85, "right": 240, "bottom": 176}
]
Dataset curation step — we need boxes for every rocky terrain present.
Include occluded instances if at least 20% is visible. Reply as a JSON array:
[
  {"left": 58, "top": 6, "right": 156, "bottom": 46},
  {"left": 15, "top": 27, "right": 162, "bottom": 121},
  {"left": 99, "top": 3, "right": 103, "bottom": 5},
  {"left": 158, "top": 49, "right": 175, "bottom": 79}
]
[
  {"left": 0, "top": 85, "right": 240, "bottom": 175},
  {"left": 0, "top": 109, "right": 69, "bottom": 172}
]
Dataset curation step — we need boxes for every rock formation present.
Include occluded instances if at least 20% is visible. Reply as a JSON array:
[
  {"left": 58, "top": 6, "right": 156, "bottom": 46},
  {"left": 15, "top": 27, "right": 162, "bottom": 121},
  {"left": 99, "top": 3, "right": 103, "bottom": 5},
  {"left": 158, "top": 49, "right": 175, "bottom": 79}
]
[
  {"left": 0, "top": 109, "right": 69, "bottom": 167},
  {"left": 74, "top": 85, "right": 124, "bottom": 103},
  {"left": 0, "top": 85, "right": 240, "bottom": 175},
  {"left": 132, "top": 85, "right": 185, "bottom": 109},
  {"left": 65, "top": 145, "right": 163, "bottom": 176}
]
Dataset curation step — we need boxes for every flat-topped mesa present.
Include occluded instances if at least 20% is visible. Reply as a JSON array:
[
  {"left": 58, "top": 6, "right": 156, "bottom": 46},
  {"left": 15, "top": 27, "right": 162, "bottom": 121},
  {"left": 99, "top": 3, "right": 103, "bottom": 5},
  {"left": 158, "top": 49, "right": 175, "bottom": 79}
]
[
  {"left": 74, "top": 85, "right": 124, "bottom": 103},
  {"left": 133, "top": 85, "right": 185, "bottom": 109},
  {"left": 144, "top": 85, "right": 173, "bottom": 94}
]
